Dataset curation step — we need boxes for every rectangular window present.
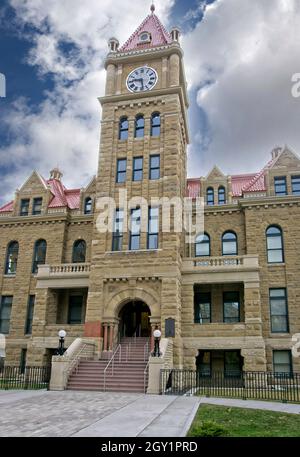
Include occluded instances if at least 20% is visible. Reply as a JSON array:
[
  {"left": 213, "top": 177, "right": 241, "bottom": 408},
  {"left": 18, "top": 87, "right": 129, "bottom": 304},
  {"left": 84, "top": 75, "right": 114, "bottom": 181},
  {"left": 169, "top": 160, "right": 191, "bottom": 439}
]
[
  {"left": 149, "top": 155, "right": 160, "bottom": 180},
  {"left": 68, "top": 295, "right": 83, "bottom": 325},
  {"left": 20, "top": 199, "right": 30, "bottom": 216},
  {"left": 291, "top": 175, "right": 300, "bottom": 195},
  {"left": 147, "top": 207, "right": 159, "bottom": 249},
  {"left": 116, "top": 158, "right": 127, "bottom": 183},
  {"left": 224, "top": 351, "right": 242, "bottom": 377},
  {"left": 273, "top": 350, "right": 292, "bottom": 376},
  {"left": 197, "top": 351, "right": 211, "bottom": 377},
  {"left": 129, "top": 208, "right": 141, "bottom": 250},
  {"left": 270, "top": 288, "right": 289, "bottom": 333},
  {"left": 274, "top": 176, "right": 287, "bottom": 196},
  {"left": 133, "top": 157, "right": 143, "bottom": 181},
  {"left": 0, "top": 296, "right": 13, "bottom": 334},
  {"left": 32, "top": 197, "right": 42, "bottom": 215},
  {"left": 194, "top": 293, "right": 211, "bottom": 324},
  {"left": 112, "top": 209, "right": 123, "bottom": 252},
  {"left": 25, "top": 295, "right": 35, "bottom": 335},
  {"left": 223, "top": 292, "right": 240, "bottom": 323}
]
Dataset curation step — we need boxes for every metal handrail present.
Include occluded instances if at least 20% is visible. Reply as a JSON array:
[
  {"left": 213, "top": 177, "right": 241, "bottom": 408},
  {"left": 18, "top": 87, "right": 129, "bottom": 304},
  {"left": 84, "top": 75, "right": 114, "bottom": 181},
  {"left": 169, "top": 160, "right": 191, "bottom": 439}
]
[
  {"left": 65, "top": 343, "right": 93, "bottom": 378},
  {"left": 143, "top": 341, "right": 149, "bottom": 361},
  {"left": 103, "top": 344, "right": 121, "bottom": 391},
  {"left": 144, "top": 359, "right": 150, "bottom": 393},
  {"left": 126, "top": 342, "right": 131, "bottom": 362}
]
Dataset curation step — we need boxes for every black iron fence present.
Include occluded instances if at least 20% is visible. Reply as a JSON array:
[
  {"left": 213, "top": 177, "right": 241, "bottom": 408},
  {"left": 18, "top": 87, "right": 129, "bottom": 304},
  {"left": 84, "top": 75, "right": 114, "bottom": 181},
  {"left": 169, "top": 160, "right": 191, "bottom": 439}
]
[
  {"left": 0, "top": 365, "right": 51, "bottom": 390},
  {"left": 161, "top": 369, "right": 300, "bottom": 403}
]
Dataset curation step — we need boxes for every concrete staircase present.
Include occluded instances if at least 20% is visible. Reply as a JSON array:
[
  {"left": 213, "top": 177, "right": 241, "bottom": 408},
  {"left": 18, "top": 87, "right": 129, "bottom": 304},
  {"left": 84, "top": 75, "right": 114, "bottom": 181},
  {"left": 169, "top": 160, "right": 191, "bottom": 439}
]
[{"left": 67, "top": 337, "right": 150, "bottom": 393}]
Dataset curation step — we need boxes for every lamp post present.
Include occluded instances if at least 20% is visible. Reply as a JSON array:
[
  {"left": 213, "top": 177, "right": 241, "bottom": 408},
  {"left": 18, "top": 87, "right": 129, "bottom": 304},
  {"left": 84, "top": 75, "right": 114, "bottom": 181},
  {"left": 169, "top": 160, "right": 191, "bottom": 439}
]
[
  {"left": 57, "top": 329, "right": 66, "bottom": 356},
  {"left": 152, "top": 328, "right": 162, "bottom": 357}
]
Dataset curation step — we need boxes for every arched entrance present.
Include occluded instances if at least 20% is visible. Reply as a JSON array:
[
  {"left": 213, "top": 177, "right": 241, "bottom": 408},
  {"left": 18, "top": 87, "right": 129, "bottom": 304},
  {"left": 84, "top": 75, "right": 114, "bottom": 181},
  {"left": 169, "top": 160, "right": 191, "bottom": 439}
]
[{"left": 119, "top": 301, "right": 151, "bottom": 337}]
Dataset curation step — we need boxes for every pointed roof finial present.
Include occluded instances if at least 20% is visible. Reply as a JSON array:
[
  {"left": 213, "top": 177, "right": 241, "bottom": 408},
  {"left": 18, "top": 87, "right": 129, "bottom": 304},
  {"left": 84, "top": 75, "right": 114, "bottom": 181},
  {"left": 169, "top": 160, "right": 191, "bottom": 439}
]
[{"left": 150, "top": 3, "right": 155, "bottom": 14}]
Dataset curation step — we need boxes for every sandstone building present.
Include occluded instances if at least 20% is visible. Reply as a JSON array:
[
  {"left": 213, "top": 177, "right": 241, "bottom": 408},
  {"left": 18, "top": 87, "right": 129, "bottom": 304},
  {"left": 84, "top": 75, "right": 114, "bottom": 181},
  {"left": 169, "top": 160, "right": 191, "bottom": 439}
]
[{"left": 0, "top": 7, "right": 299, "bottom": 380}]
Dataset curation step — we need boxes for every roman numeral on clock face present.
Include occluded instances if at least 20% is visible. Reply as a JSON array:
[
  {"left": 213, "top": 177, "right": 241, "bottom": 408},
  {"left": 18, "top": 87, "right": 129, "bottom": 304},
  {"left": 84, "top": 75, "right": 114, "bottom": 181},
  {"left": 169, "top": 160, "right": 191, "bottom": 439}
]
[{"left": 126, "top": 66, "right": 158, "bottom": 93}]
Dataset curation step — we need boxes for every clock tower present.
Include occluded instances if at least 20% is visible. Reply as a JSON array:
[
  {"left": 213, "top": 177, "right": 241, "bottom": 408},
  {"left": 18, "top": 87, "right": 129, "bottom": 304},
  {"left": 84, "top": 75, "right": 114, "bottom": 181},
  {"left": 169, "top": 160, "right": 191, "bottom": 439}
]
[{"left": 85, "top": 5, "right": 189, "bottom": 367}]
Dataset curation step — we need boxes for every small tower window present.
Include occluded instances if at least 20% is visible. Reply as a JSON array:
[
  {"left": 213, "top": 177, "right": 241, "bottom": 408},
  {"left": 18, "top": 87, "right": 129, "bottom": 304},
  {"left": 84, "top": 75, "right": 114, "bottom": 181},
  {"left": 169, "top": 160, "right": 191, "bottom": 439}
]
[
  {"left": 135, "top": 115, "right": 145, "bottom": 138},
  {"left": 151, "top": 112, "right": 161, "bottom": 137},
  {"left": 119, "top": 117, "right": 129, "bottom": 140},
  {"left": 206, "top": 188, "right": 214, "bottom": 206},
  {"left": 84, "top": 197, "right": 93, "bottom": 215},
  {"left": 139, "top": 32, "right": 151, "bottom": 43}
]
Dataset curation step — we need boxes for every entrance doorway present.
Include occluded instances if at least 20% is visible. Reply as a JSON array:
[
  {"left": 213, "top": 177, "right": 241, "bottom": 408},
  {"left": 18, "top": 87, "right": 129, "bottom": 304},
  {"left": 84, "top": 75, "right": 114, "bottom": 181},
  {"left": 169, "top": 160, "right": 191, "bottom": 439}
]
[{"left": 119, "top": 301, "right": 151, "bottom": 337}]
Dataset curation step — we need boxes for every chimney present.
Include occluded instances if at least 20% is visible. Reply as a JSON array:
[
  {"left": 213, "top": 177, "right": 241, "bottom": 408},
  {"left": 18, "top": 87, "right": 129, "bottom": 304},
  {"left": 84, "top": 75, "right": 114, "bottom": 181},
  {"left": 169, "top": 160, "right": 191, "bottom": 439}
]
[
  {"left": 271, "top": 146, "right": 282, "bottom": 160},
  {"left": 108, "top": 37, "right": 119, "bottom": 53},
  {"left": 170, "top": 26, "right": 180, "bottom": 43},
  {"left": 50, "top": 168, "right": 63, "bottom": 180}
]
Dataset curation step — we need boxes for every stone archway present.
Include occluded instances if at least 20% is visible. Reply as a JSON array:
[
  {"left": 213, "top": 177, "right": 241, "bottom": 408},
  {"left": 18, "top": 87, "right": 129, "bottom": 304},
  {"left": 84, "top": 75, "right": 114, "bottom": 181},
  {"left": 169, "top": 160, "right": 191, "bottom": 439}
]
[
  {"left": 119, "top": 300, "right": 151, "bottom": 337},
  {"left": 104, "top": 287, "right": 161, "bottom": 322}
]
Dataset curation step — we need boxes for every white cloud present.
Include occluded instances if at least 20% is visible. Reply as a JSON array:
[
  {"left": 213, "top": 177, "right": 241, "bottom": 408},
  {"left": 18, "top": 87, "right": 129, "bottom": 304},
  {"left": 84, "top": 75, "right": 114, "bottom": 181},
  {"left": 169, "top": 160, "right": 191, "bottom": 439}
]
[
  {"left": 1, "top": 0, "right": 300, "bottom": 205},
  {"left": 0, "top": 0, "right": 174, "bottom": 203},
  {"left": 183, "top": 0, "right": 300, "bottom": 176}
]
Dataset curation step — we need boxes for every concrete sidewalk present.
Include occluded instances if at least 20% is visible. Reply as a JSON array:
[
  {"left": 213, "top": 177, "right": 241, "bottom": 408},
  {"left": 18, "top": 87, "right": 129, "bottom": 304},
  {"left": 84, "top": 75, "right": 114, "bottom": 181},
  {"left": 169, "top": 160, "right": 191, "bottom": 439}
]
[
  {"left": 0, "top": 390, "right": 299, "bottom": 437},
  {"left": 72, "top": 395, "right": 200, "bottom": 437},
  {"left": 199, "top": 396, "right": 300, "bottom": 414}
]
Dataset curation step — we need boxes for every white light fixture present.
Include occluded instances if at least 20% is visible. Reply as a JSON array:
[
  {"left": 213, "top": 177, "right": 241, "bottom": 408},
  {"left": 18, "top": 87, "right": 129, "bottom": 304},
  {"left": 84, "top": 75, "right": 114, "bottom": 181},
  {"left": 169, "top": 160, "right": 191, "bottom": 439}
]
[
  {"left": 58, "top": 329, "right": 66, "bottom": 339},
  {"left": 153, "top": 329, "right": 161, "bottom": 339}
]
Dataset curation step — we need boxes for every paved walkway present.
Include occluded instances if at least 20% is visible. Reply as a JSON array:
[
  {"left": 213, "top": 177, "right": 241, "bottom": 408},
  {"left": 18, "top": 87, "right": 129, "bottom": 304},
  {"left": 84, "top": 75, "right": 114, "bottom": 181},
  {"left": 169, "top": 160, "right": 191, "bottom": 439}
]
[
  {"left": 199, "top": 396, "right": 300, "bottom": 414},
  {"left": 0, "top": 390, "right": 199, "bottom": 437},
  {"left": 0, "top": 390, "right": 299, "bottom": 437}
]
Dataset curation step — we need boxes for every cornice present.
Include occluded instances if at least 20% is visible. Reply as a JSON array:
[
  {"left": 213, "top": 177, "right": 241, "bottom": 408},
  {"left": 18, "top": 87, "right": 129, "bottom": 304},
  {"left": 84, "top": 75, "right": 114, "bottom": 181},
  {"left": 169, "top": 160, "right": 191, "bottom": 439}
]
[
  {"left": 105, "top": 43, "right": 183, "bottom": 68},
  {"left": 0, "top": 212, "right": 94, "bottom": 227}
]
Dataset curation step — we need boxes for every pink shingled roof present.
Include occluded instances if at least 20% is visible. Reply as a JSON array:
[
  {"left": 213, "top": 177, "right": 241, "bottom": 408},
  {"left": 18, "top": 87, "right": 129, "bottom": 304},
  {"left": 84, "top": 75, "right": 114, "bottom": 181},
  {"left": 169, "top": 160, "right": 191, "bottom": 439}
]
[
  {"left": 0, "top": 200, "right": 14, "bottom": 213},
  {"left": 119, "top": 13, "right": 172, "bottom": 52},
  {"left": 0, "top": 177, "right": 81, "bottom": 213},
  {"left": 186, "top": 155, "right": 278, "bottom": 199},
  {"left": 65, "top": 189, "right": 81, "bottom": 209},
  {"left": 231, "top": 174, "right": 256, "bottom": 197},
  {"left": 187, "top": 179, "right": 201, "bottom": 199}
]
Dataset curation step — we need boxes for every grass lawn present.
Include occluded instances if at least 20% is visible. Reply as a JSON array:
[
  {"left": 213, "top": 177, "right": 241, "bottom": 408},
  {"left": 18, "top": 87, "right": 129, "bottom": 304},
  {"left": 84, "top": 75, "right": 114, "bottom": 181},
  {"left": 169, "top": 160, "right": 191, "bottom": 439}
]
[{"left": 188, "top": 404, "right": 300, "bottom": 437}]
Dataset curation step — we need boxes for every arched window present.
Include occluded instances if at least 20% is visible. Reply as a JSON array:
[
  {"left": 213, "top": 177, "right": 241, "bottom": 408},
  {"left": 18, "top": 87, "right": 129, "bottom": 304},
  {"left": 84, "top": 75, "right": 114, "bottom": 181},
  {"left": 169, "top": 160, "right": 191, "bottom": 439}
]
[
  {"left": 5, "top": 241, "right": 19, "bottom": 274},
  {"left": 119, "top": 117, "right": 128, "bottom": 140},
  {"left": 222, "top": 231, "right": 237, "bottom": 256},
  {"left": 84, "top": 197, "right": 92, "bottom": 215},
  {"left": 206, "top": 187, "right": 214, "bottom": 206},
  {"left": 32, "top": 239, "right": 47, "bottom": 274},
  {"left": 195, "top": 233, "right": 210, "bottom": 257},
  {"left": 218, "top": 186, "right": 226, "bottom": 205},
  {"left": 135, "top": 115, "right": 144, "bottom": 138},
  {"left": 151, "top": 112, "right": 161, "bottom": 137},
  {"left": 266, "top": 226, "right": 284, "bottom": 263},
  {"left": 72, "top": 240, "right": 86, "bottom": 263}
]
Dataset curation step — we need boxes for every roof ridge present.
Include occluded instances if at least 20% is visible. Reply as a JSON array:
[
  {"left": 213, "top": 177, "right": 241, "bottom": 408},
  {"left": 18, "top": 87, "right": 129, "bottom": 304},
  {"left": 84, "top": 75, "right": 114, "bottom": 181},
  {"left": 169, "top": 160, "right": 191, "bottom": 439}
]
[
  {"left": 242, "top": 157, "right": 275, "bottom": 192},
  {"left": 119, "top": 12, "right": 171, "bottom": 52}
]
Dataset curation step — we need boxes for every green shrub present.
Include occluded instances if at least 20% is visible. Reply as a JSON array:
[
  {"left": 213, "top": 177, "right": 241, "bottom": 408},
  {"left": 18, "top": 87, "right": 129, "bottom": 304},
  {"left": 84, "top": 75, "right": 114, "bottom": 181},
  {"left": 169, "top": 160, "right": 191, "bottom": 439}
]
[{"left": 189, "top": 420, "right": 228, "bottom": 437}]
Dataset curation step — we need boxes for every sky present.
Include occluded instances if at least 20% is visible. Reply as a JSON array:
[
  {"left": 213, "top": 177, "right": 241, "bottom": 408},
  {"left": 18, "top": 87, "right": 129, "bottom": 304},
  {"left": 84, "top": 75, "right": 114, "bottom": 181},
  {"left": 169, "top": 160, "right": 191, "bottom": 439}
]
[{"left": 0, "top": 0, "right": 300, "bottom": 205}]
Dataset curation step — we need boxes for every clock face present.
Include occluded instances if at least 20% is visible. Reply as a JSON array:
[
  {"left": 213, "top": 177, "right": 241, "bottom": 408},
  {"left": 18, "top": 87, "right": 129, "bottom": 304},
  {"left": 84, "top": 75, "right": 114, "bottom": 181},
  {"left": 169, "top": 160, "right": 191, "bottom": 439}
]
[{"left": 126, "top": 66, "right": 158, "bottom": 93}]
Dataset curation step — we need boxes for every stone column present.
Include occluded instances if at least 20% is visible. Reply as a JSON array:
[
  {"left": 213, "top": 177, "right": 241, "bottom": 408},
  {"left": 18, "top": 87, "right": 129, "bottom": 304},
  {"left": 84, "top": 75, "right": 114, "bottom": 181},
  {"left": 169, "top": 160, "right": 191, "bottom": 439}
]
[
  {"left": 109, "top": 324, "right": 115, "bottom": 351},
  {"left": 105, "top": 63, "right": 116, "bottom": 95},
  {"left": 103, "top": 324, "right": 108, "bottom": 351},
  {"left": 169, "top": 53, "right": 180, "bottom": 86}
]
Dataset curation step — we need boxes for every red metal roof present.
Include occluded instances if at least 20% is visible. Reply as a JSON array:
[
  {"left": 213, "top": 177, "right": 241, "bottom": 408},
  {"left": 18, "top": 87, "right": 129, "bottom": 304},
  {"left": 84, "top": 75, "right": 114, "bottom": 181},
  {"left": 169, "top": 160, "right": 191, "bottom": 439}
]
[
  {"left": 119, "top": 12, "right": 172, "bottom": 52},
  {"left": 0, "top": 178, "right": 81, "bottom": 213},
  {"left": 186, "top": 179, "right": 201, "bottom": 199},
  {"left": 0, "top": 200, "right": 14, "bottom": 213},
  {"left": 231, "top": 174, "right": 257, "bottom": 197}
]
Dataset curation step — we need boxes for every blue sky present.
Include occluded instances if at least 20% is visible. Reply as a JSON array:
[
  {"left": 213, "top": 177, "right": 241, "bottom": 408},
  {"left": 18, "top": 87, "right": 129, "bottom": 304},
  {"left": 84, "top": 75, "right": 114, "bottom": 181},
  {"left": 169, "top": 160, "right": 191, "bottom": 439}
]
[{"left": 0, "top": 0, "right": 300, "bottom": 205}]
